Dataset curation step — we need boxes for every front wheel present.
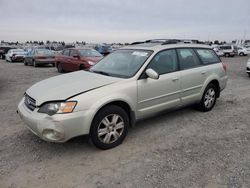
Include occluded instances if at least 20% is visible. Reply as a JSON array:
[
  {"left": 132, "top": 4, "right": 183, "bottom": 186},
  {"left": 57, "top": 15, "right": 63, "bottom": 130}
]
[
  {"left": 57, "top": 63, "right": 64, "bottom": 73},
  {"left": 33, "top": 60, "right": 38, "bottom": 67},
  {"left": 248, "top": 73, "right": 250, "bottom": 77},
  {"left": 90, "top": 105, "right": 129, "bottom": 149},
  {"left": 198, "top": 84, "right": 218, "bottom": 112}
]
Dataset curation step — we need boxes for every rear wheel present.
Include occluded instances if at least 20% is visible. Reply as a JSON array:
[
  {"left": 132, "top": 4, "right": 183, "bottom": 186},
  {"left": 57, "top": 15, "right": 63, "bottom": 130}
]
[
  {"left": 239, "top": 52, "right": 244, "bottom": 56},
  {"left": 225, "top": 53, "right": 229, "bottom": 57},
  {"left": 248, "top": 73, "right": 250, "bottom": 77},
  {"left": 198, "top": 83, "right": 218, "bottom": 112},
  {"left": 57, "top": 63, "right": 64, "bottom": 73},
  {"left": 90, "top": 105, "right": 129, "bottom": 149},
  {"left": 24, "top": 59, "right": 28, "bottom": 66},
  {"left": 52, "top": 63, "right": 55, "bottom": 67}
]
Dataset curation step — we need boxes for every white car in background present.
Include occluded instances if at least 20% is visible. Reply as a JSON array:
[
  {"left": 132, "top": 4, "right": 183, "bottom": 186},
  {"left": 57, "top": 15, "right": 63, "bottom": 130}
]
[
  {"left": 213, "top": 47, "right": 224, "bottom": 57},
  {"left": 238, "top": 47, "right": 250, "bottom": 56},
  {"left": 5, "top": 49, "right": 26, "bottom": 62},
  {"left": 246, "top": 58, "right": 250, "bottom": 77}
]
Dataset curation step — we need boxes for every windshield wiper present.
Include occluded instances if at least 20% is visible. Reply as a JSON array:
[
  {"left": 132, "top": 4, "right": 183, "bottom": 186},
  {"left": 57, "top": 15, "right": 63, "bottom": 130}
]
[{"left": 91, "top": 70, "right": 110, "bottom": 76}]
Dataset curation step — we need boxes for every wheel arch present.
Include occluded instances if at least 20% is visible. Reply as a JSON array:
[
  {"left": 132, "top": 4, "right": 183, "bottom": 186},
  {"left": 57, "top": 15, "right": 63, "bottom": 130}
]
[
  {"left": 91, "top": 100, "right": 136, "bottom": 129},
  {"left": 201, "top": 77, "right": 221, "bottom": 100},
  {"left": 209, "top": 79, "right": 220, "bottom": 98}
]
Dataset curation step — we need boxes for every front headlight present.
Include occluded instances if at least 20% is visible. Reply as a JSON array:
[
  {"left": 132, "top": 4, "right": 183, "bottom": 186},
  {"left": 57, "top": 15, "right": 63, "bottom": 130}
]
[
  {"left": 88, "top": 61, "right": 95, "bottom": 66},
  {"left": 38, "top": 101, "right": 77, "bottom": 116}
]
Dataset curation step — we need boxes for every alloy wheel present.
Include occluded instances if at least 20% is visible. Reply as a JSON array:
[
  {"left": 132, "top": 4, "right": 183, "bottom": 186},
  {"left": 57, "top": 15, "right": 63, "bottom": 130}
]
[
  {"left": 97, "top": 114, "right": 124, "bottom": 144},
  {"left": 204, "top": 88, "right": 216, "bottom": 109}
]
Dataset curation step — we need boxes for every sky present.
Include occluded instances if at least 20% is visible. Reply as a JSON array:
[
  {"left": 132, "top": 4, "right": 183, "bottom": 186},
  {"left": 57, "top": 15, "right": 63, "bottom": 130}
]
[{"left": 0, "top": 0, "right": 250, "bottom": 43}]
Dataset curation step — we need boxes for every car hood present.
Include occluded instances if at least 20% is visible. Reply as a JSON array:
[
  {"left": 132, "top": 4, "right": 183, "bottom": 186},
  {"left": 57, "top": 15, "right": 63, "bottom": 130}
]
[{"left": 26, "top": 71, "right": 122, "bottom": 106}]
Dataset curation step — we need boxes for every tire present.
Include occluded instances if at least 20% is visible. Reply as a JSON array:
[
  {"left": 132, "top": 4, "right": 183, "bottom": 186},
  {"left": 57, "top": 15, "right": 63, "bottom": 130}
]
[
  {"left": 79, "top": 64, "right": 84, "bottom": 70},
  {"left": 239, "top": 52, "right": 244, "bottom": 56},
  {"left": 52, "top": 63, "right": 55, "bottom": 67},
  {"left": 198, "top": 83, "right": 218, "bottom": 112},
  {"left": 225, "top": 53, "right": 229, "bottom": 57},
  {"left": 10, "top": 56, "right": 15, "bottom": 62},
  {"left": 33, "top": 60, "right": 38, "bottom": 67},
  {"left": 90, "top": 105, "right": 129, "bottom": 150},
  {"left": 248, "top": 73, "right": 250, "bottom": 77},
  {"left": 57, "top": 63, "right": 64, "bottom": 73},
  {"left": 24, "top": 59, "right": 28, "bottom": 66}
]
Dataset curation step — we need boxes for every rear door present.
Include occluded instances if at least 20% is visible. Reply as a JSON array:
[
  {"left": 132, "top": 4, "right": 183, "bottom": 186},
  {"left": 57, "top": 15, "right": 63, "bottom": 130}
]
[
  {"left": 137, "top": 49, "right": 181, "bottom": 118},
  {"left": 177, "top": 48, "right": 207, "bottom": 105}
]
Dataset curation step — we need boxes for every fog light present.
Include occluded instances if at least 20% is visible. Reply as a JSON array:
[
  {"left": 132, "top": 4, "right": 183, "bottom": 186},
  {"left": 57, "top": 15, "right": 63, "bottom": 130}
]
[{"left": 42, "top": 129, "right": 64, "bottom": 141}]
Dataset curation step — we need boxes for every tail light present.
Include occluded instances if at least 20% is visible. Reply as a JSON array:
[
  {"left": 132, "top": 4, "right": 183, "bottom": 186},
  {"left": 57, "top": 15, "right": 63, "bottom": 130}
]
[
  {"left": 222, "top": 62, "right": 227, "bottom": 72},
  {"left": 36, "top": 56, "right": 46, "bottom": 59}
]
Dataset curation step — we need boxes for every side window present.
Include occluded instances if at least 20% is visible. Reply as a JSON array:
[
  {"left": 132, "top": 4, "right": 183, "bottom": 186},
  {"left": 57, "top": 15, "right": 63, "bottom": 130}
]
[
  {"left": 195, "top": 49, "right": 220, "bottom": 65},
  {"left": 148, "top": 49, "right": 178, "bottom": 75},
  {"left": 63, "top": 49, "right": 70, "bottom": 56},
  {"left": 177, "top": 48, "right": 201, "bottom": 70},
  {"left": 70, "top": 50, "right": 78, "bottom": 57}
]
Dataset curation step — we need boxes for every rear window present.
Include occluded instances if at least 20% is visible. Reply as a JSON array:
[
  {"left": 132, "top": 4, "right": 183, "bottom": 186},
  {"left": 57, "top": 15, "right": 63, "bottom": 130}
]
[
  {"left": 36, "top": 49, "right": 53, "bottom": 55},
  {"left": 195, "top": 49, "right": 220, "bottom": 64},
  {"left": 220, "top": 46, "right": 231, "bottom": 50},
  {"left": 177, "top": 48, "right": 201, "bottom": 70},
  {"left": 79, "top": 49, "right": 102, "bottom": 57}
]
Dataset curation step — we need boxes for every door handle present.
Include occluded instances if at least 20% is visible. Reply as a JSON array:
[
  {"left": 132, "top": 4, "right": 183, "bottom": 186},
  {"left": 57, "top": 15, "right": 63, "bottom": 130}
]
[
  {"left": 172, "top": 77, "right": 179, "bottom": 81},
  {"left": 201, "top": 71, "right": 207, "bottom": 75}
]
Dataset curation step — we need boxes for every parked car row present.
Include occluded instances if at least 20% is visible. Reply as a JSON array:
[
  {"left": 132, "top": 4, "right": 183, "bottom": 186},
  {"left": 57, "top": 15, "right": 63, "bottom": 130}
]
[
  {"left": 1, "top": 46, "right": 104, "bottom": 71},
  {"left": 213, "top": 45, "right": 250, "bottom": 57},
  {"left": 24, "top": 49, "right": 55, "bottom": 67}
]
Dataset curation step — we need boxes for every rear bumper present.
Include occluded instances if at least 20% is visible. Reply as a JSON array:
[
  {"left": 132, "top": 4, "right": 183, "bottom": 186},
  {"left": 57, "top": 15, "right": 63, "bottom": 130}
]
[
  {"left": 220, "top": 75, "right": 228, "bottom": 92},
  {"left": 35, "top": 59, "right": 55, "bottom": 64}
]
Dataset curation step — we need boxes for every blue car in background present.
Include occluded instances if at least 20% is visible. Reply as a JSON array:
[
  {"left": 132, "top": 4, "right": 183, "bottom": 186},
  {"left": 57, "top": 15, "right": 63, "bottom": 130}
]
[{"left": 94, "top": 44, "right": 113, "bottom": 55}]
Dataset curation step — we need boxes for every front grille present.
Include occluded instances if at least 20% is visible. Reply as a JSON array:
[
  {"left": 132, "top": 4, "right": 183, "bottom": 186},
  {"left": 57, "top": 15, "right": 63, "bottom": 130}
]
[{"left": 24, "top": 94, "right": 36, "bottom": 111}]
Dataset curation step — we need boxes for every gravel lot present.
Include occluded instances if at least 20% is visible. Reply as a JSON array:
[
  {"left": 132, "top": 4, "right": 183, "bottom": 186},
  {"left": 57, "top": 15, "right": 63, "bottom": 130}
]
[{"left": 0, "top": 56, "right": 250, "bottom": 188}]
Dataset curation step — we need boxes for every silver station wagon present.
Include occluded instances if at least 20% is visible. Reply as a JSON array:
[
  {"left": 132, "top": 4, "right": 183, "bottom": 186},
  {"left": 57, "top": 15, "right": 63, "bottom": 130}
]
[{"left": 17, "top": 40, "right": 228, "bottom": 149}]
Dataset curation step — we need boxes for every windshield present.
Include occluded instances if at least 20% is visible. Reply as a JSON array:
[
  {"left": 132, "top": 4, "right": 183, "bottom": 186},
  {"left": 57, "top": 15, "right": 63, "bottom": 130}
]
[
  {"left": 36, "top": 49, "right": 54, "bottom": 55},
  {"left": 90, "top": 49, "right": 153, "bottom": 78},
  {"left": 13, "top": 49, "right": 24, "bottom": 53},
  {"left": 79, "top": 49, "right": 102, "bottom": 57}
]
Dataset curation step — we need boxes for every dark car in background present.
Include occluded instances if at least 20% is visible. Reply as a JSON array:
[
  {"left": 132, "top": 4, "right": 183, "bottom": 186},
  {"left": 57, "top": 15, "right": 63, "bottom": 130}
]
[
  {"left": 0, "top": 46, "right": 15, "bottom": 59},
  {"left": 55, "top": 48, "right": 103, "bottom": 73},
  {"left": 24, "top": 49, "right": 55, "bottom": 67}
]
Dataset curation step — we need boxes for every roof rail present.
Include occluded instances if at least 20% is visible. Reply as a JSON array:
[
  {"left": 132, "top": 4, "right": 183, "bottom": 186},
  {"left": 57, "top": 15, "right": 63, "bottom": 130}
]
[
  {"left": 130, "top": 39, "right": 184, "bottom": 45},
  {"left": 161, "top": 39, "right": 183, "bottom": 45}
]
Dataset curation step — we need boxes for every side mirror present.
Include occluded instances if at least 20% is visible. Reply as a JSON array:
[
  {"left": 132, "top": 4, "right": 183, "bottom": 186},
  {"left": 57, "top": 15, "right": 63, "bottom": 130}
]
[{"left": 145, "top": 68, "right": 159, "bottom": 80}]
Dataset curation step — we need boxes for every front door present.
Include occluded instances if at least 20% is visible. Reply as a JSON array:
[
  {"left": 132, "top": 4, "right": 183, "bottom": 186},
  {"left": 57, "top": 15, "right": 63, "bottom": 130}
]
[{"left": 137, "top": 49, "right": 181, "bottom": 118}]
